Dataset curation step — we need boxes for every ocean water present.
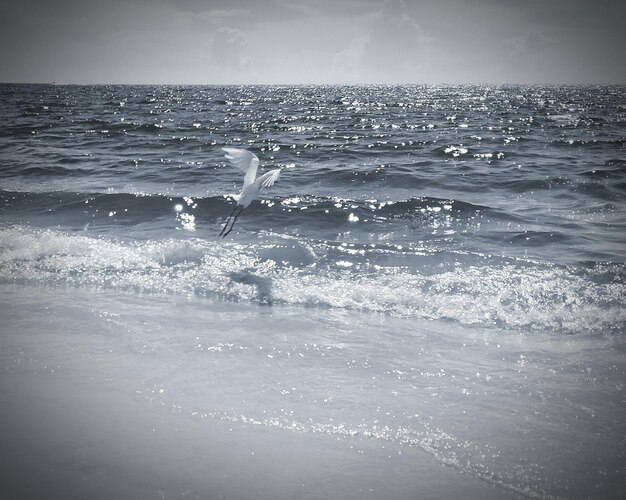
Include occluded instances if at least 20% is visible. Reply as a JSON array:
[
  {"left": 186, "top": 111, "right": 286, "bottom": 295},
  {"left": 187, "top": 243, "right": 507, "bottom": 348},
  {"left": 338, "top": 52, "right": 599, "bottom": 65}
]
[{"left": 0, "top": 83, "right": 625, "bottom": 499}]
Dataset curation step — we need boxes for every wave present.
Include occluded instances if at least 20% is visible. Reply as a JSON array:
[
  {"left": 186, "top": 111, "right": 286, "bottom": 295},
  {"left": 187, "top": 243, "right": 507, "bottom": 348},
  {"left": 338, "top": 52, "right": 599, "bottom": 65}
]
[
  {"left": 3, "top": 164, "right": 95, "bottom": 177},
  {"left": 0, "top": 188, "right": 494, "bottom": 231},
  {"left": 552, "top": 137, "right": 626, "bottom": 148},
  {"left": 0, "top": 123, "right": 54, "bottom": 137},
  {"left": 1, "top": 224, "right": 623, "bottom": 335},
  {"left": 579, "top": 160, "right": 626, "bottom": 179},
  {"left": 75, "top": 119, "right": 167, "bottom": 136}
]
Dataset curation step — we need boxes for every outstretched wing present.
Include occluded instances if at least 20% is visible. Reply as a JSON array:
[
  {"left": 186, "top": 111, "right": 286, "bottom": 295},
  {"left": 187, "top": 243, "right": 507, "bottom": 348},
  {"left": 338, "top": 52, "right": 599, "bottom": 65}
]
[
  {"left": 222, "top": 148, "right": 259, "bottom": 188},
  {"left": 257, "top": 169, "right": 281, "bottom": 189}
]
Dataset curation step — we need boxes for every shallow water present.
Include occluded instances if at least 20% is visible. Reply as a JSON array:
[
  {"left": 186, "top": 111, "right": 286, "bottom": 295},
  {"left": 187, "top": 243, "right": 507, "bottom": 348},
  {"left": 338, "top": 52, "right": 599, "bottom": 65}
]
[{"left": 1, "top": 83, "right": 625, "bottom": 499}]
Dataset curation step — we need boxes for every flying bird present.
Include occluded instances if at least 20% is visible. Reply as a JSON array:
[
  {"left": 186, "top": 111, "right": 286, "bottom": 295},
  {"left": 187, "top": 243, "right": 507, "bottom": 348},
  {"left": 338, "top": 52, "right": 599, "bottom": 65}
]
[{"left": 219, "top": 148, "right": 281, "bottom": 238}]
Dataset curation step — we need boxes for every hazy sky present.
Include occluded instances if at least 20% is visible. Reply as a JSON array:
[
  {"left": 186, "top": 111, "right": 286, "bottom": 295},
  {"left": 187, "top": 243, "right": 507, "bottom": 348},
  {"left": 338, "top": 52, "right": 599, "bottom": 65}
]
[{"left": 1, "top": 0, "right": 624, "bottom": 84}]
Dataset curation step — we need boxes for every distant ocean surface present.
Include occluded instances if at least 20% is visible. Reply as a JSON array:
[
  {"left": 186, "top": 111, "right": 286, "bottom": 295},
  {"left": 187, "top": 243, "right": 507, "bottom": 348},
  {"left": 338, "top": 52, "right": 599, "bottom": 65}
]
[{"left": 1, "top": 83, "right": 625, "bottom": 499}]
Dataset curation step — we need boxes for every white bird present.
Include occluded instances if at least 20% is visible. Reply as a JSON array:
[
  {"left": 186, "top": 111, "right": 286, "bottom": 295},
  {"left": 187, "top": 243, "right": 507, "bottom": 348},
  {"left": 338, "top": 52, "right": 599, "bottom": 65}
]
[{"left": 219, "top": 147, "right": 281, "bottom": 238}]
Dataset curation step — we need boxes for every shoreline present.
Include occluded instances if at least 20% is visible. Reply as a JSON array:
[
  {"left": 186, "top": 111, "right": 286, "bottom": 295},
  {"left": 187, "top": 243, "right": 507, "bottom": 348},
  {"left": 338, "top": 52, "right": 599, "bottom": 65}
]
[
  {"left": 0, "top": 284, "right": 523, "bottom": 500},
  {"left": 0, "top": 371, "right": 518, "bottom": 500}
]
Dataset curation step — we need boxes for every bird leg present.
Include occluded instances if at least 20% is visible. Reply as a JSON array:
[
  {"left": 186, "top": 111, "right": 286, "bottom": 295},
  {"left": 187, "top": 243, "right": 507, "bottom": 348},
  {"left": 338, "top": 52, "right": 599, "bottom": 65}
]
[
  {"left": 219, "top": 205, "right": 239, "bottom": 237},
  {"left": 220, "top": 206, "right": 244, "bottom": 238},
  {"left": 222, "top": 206, "right": 243, "bottom": 238}
]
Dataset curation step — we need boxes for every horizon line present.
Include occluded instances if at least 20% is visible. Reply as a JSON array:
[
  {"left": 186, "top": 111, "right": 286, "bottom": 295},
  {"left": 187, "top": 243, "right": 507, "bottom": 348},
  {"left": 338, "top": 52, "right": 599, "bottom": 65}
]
[{"left": 2, "top": 80, "right": 625, "bottom": 87}]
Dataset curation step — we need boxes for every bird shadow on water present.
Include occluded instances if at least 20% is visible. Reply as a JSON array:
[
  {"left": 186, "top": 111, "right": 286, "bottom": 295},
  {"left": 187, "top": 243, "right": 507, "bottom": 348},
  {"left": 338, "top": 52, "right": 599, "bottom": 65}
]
[{"left": 228, "top": 269, "right": 274, "bottom": 306}]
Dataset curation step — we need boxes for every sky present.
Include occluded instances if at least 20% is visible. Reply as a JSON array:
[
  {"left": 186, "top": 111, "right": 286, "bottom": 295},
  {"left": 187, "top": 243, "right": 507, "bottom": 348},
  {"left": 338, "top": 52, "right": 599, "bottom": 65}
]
[{"left": 1, "top": 0, "right": 624, "bottom": 84}]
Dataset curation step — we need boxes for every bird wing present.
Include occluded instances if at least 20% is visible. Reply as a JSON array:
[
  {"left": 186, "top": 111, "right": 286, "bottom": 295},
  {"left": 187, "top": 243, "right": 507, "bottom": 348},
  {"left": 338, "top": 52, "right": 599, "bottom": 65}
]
[
  {"left": 222, "top": 148, "right": 259, "bottom": 188},
  {"left": 257, "top": 169, "right": 281, "bottom": 189}
]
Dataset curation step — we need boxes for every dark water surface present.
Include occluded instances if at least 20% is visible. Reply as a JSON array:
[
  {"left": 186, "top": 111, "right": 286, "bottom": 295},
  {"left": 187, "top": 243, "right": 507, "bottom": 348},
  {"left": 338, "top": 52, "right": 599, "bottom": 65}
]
[{"left": 1, "top": 84, "right": 625, "bottom": 499}]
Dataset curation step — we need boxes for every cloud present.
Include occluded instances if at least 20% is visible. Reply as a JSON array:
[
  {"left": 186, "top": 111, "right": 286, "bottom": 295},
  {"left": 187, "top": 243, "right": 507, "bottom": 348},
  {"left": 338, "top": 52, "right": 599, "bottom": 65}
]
[
  {"left": 208, "top": 26, "right": 252, "bottom": 82},
  {"left": 502, "top": 32, "right": 563, "bottom": 83},
  {"left": 1, "top": 0, "right": 624, "bottom": 84},
  {"left": 334, "top": 0, "right": 428, "bottom": 83},
  {"left": 175, "top": 6, "right": 247, "bottom": 26},
  {"left": 507, "top": 32, "right": 557, "bottom": 56},
  {"left": 211, "top": 27, "right": 249, "bottom": 67}
]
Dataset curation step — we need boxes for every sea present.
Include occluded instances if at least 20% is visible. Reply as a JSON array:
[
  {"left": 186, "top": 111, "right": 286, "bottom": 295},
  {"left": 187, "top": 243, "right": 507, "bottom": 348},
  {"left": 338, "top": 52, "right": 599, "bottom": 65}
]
[{"left": 0, "top": 83, "right": 625, "bottom": 499}]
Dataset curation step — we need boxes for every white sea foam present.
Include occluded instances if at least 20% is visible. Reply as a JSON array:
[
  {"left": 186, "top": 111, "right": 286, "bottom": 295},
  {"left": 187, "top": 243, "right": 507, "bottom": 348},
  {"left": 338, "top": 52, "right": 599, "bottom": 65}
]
[{"left": 1, "top": 225, "right": 623, "bottom": 335}]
